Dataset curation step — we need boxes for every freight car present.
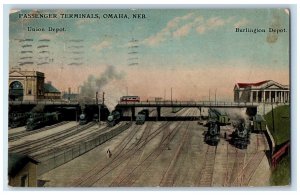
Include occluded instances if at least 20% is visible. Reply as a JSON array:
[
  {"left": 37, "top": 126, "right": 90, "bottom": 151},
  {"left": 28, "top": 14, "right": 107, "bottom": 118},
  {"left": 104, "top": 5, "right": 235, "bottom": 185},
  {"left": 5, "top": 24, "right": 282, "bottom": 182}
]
[
  {"left": 79, "top": 105, "right": 110, "bottom": 125},
  {"left": 26, "top": 112, "right": 62, "bottom": 131},
  {"left": 208, "top": 108, "right": 230, "bottom": 126},
  {"left": 107, "top": 110, "right": 122, "bottom": 127},
  {"left": 230, "top": 119, "right": 251, "bottom": 149},
  {"left": 136, "top": 109, "right": 149, "bottom": 125},
  {"left": 9, "top": 112, "right": 30, "bottom": 128},
  {"left": 204, "top": 121, "right": 220, "bottom": 146}
]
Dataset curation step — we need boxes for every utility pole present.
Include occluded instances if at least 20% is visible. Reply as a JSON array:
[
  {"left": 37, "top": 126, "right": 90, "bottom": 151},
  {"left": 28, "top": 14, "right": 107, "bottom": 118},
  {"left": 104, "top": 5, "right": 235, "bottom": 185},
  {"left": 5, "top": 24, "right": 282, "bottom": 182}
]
[
  {"left": 171, "top": 87, "right": 173, "bottom": 103},
  {"left": 215, "top": 88, "right": 217, "bottom": 105},
  {"left": 271, "top": 102, "right": 275, "bottom": 134}
]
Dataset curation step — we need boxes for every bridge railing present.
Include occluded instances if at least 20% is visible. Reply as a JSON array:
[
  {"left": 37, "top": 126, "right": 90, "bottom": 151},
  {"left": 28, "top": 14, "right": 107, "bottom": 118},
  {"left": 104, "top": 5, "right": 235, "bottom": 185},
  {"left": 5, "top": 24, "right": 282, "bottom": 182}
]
[
  {"left": 117, "top": 101, "right": 258, "bottom": 107},
  {"left": 9, "top": 100, "right": 80, "bottom": 105}
]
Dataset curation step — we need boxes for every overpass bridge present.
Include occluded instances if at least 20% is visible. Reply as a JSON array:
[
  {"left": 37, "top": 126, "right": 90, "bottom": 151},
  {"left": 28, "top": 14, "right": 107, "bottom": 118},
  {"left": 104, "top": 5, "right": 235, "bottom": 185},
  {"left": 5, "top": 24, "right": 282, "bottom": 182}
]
[
  {"left": 116, "top": 101, "right": 258, "bottom": 118},
  {"left": 9, "top": 100, "right": 258, "bottom": 118}
]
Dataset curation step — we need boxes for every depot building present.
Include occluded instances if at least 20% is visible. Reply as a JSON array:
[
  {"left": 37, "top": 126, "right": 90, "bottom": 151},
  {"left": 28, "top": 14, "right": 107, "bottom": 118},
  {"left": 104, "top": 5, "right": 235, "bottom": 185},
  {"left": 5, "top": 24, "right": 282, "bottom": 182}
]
[
  {"left": 234, "top": 80, "right": 290, "bottom": 103},
  {"left": 9, "top": 68, "right": 61, "bottom": 101}
]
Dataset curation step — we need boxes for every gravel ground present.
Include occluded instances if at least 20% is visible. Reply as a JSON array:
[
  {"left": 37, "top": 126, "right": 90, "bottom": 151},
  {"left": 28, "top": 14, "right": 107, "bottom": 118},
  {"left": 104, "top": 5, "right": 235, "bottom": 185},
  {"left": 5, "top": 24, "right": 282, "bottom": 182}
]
[{"left": 38, "top": 109, "right": 271, "bottom": 187}]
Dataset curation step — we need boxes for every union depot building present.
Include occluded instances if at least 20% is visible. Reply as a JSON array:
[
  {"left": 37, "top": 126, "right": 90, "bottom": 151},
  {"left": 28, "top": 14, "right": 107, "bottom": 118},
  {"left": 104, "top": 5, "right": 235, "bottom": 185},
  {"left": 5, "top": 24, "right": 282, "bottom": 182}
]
[{"left": 9, "top": 68, "right": 61, "bottom": 101}]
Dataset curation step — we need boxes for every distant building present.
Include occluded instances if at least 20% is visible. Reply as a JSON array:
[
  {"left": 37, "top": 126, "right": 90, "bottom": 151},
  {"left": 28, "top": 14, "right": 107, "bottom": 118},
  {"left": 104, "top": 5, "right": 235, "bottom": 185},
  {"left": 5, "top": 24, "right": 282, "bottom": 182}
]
[
  {"left": 9, "top": 68, "right": 61, "bottom": 101},
  {"left": 8, "top": 153, "right": 39, "bottom": 187},
  {"left": 234, "top": 80, "right": 290, "bottom": 103},
  {"left": 44, "top": 81, "right": 61, "bottom": 99},
  {"left": 62, "top": 92, "right": 79, "bottom": 101}
]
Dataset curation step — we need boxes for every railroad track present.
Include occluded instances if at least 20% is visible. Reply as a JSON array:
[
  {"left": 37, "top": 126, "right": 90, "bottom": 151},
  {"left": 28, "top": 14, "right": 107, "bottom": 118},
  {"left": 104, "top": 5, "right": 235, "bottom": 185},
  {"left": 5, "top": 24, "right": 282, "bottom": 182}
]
[
  {"left": 9, "top": 122, "right": 96, "bottom": 155},
  {"left": 159, "top": 110, "right": 196, "bottom": 187},
  {"left": 228, "top": 148, "right": 246, "bottom": 186},
  {"left": 198, "top": 145, "right": 217, "bottom": 186},
  {"left": 70, "top": 122, "right": 144, "bottom": 186},
  {"left": 109, "top": 122, "right": 153, "bottom": 186},
  {"left": 71, "top": 108, "right": 192, "bottom": 187},
  {"left": 111, "top": 110, "right": 195, "bottom": 187},
  {"left": 8, "top": 121, "right": 69, "bottom": 142},
  {"left": 31, "top": 124, "right": 115, "bottom": 158},
  {"left": 231, "top": 151, "right": 265, "bottom": 186}
]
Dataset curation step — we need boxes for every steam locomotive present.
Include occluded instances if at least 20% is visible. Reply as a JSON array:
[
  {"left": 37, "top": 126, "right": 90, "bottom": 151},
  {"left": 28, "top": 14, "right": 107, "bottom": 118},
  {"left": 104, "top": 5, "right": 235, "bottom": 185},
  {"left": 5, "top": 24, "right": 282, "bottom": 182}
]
[
  {"left": 204, "top": 121, "right": 221, "bottom": 146},
  {"left": 26, "top": 112, "right": 62, "bottom": 131},
  {"left": 230, "top": 119, "right": 251, "bottom": 149},
  {"left": 79, "top": 105, "right": 110, "bottom": 125},
  {"left": 107, "top": 109, "right": 123, "bottom": 127},
  {"left": 136, "top": 109, "right": 149, "bottom": 125},
  {"left": 9, "top": 112, "right": 30, "bottom": 128}
]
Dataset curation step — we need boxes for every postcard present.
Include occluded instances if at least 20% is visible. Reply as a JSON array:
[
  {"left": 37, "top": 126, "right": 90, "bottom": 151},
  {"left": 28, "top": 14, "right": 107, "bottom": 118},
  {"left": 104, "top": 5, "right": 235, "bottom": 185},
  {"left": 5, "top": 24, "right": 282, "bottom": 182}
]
[{"left": 7, "top": 8, "right": 290, "bottom": 187}]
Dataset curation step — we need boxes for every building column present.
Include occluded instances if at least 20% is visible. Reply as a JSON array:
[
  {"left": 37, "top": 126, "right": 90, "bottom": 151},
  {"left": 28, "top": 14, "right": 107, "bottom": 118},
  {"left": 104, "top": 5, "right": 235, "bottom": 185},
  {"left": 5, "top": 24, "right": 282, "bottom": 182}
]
[
  {"left": 250, "top": 91, "right": 253, "bottom": 102},
  {"left": 281, "top": 91, "right": 284, "bottom": 103},
  {"left": 268, "top": 91, "right": 271, "bottom": 103},
  {"left": 263, "top": 91, "right": 265, "bottom": 102}
]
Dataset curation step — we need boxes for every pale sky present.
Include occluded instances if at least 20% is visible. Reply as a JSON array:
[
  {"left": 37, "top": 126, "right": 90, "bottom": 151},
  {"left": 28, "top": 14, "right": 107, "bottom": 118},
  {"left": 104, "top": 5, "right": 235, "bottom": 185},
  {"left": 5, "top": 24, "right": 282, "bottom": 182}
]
[{"left": 9, "top": 9, "right": 290, "bottom": 105}]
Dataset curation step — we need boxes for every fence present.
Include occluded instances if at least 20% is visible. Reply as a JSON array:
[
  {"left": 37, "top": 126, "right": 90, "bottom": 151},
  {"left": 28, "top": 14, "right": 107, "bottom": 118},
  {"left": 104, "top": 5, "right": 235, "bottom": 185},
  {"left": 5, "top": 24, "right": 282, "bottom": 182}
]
[{"left": 37, "top": 123, "right": 131, "bottom": 175}]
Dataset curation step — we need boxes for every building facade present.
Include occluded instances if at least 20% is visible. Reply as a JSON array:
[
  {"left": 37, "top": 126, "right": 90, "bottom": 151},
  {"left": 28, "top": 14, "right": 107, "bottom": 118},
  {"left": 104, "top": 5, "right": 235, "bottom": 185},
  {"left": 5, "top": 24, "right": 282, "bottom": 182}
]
[
  {"left": 9, "top": 68, "right": 61, "bottom": 101},
  {"left": 9, "top": 68, "right": 45, "bottom": 101},
  {"left": 234, "top": 80, "right": 290, "bottom": 103}
]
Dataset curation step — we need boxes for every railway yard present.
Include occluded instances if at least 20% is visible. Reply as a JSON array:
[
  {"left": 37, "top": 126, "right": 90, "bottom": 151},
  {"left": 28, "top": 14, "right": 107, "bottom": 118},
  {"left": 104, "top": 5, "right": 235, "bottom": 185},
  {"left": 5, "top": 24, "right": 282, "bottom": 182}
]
[{"left": 8, "top": 107, "right": 271, "bottom": 187}]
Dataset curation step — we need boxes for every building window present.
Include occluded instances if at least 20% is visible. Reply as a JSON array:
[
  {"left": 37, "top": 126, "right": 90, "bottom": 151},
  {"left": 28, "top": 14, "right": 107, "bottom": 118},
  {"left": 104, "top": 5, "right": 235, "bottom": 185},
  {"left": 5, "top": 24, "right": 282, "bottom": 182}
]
[
  {"left": 21, "top": 174, "right": 28, "bottom": 187},
  {"left": 28, "top": 89, "right": 32, "bottom": 95}
]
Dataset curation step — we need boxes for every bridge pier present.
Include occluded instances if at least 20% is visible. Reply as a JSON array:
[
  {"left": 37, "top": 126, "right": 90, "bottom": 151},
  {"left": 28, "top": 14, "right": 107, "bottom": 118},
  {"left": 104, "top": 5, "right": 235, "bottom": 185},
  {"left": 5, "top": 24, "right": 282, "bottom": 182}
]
[
  {"left": 156, "top": 107, "right": 161, "bottom": 121},
  {"left": 131, "top": 107, "right": 135, "bottom": 121}
]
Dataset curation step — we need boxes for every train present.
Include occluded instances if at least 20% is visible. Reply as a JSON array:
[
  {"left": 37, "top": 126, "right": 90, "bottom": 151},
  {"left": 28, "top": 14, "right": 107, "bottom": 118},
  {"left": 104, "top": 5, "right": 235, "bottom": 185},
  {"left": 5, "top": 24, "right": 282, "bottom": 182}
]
[
  {"left": 107, "top": 109, "right": 123, "bottom": 127},
  {"left": 251, "top": 114, "right": 267, "bottom": 133},
  {"left": 120, "top": 96, "right": 140, "bottom": 103},
  {"left": 79, "top": 105, "right": 110, "bottom": 125},
  {"left": 136, "top": 109, "right": 149, "bottom": 125},
  {"left": 230, "top": 119, "right": 251, "bottom": 149},
  {"left": 9, "top": 112, "right": 30, "bottom": 128},
  {"left": 208, "top": 108, "right": 230, "bottom": 126},
  {"left": 26, "top": 112, "right": 62, "bottom": 131},
  {"left": 204, "top": 121, "right": 220, "bottom": 146}
]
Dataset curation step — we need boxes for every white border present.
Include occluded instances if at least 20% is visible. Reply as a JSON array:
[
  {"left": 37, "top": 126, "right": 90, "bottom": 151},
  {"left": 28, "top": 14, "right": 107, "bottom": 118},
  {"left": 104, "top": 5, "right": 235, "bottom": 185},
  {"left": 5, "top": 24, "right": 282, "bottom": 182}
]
[{"left": 1, "top": 2, "right": 299, "bottom": 194}]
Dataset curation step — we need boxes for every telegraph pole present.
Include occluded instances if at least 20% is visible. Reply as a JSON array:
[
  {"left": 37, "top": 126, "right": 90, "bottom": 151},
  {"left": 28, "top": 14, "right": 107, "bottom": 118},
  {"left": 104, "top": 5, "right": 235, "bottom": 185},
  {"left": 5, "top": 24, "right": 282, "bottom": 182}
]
[
  {"left": 215, "top": 88, "right": 217, "bottom": 105},
  {"left": 171, "top": 87, "right": 173, "bottom": 103},
  {"left": 271, "top": 101, "right": 275, "bottom": 134}
]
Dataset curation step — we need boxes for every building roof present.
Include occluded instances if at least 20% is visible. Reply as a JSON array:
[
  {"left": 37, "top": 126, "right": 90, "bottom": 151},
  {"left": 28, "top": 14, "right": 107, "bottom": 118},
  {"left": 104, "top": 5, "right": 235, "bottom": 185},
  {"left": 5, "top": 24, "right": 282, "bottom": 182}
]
[
  {"left": 8, "top": 153, "right": 39, "bottom": 177},
  {"left": 236, "top": 80, "right": 270, "bottom": 88},
  {"left": 44, "top": 83, "right": 60, "bottom": 93},
  {"left": 235, "top": 80, "right": 289, "bottom": 90}
]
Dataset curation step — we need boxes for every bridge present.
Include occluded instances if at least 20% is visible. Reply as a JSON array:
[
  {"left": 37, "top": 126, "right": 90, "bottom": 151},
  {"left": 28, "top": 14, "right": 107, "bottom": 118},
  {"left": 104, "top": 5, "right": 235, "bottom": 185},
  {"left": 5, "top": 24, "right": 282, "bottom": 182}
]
[
  {"left": 9, "top": 100, "right": 258, "bottom": 119},
  {"left": 116, "top": 101, "right": 258, "bottom": 118}
]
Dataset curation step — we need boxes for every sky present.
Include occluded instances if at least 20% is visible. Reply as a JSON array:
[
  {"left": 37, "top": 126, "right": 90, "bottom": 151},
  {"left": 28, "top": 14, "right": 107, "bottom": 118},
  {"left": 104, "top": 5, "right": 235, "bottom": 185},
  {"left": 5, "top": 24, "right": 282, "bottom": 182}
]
[{"left": 9, "top": 9, "right": 290, "bottom": 105}]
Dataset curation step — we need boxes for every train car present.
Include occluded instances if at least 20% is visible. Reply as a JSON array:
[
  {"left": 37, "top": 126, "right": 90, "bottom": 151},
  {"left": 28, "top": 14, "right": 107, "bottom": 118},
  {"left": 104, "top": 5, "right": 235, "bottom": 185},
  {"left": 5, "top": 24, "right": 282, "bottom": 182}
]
[
  {"left": 252, "top": 114, "right": 267, "bottom": 133},
  {"left": 136, "top": 109, "right": 149, "bottom": 125},
  {"left": 26, "top": 112, "right": 62, "bottom": 131},
  {"left": 120, "top": 96, "right": 140, "bottom": 103},
  {"left": 204, "top": 121, "right": 220, "bottom": 146},
  {"left": 79, "top": 105, "right": 110, "bottom": 125},
  {"left": 230, "top": 119, "right": 251, "bottom": 149},
  {"left": 107, "top": 109, "right": 122, "bottom": 127},
  {"left": 208, "top": 108, "right": 230, "bottom": 126},
  {"left": 9, "top": 112, "right": 30, "bottom": 128}
]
